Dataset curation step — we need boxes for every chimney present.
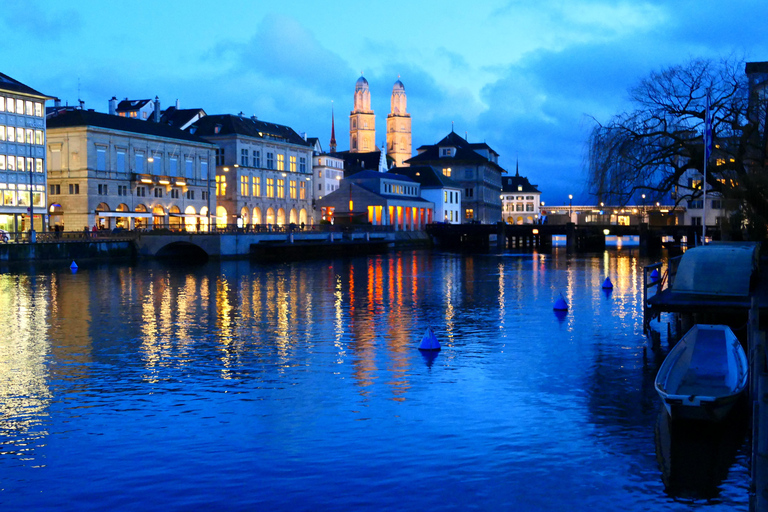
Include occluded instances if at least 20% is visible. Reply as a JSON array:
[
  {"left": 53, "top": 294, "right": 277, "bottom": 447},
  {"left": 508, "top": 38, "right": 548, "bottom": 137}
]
[
  {"left": 109, "top": 96, "right": 117, "bottom": 115},
  {"left": 54, "top": 98, "right": 61, "bottom": 108},
  {"left": 154, "top": 96, "right": 161, "bottom": 122},
  {"left": 78, "top": 99, "right": 85, "bottom": 110},
  {"left": 176, "top": 98, "right": 180, "bottom": 110}
]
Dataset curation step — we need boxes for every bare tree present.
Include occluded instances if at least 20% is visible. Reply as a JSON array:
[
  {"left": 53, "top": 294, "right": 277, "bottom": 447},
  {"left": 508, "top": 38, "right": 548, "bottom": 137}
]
[{"left": 586, "top": 56, "right": 768, "bottom": 239}]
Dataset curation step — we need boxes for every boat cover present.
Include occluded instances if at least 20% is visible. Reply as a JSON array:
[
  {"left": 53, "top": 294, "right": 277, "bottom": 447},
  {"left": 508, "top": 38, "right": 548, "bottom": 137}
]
[{"left": 672, "top": 242, "right": 759, "bottom": 296}]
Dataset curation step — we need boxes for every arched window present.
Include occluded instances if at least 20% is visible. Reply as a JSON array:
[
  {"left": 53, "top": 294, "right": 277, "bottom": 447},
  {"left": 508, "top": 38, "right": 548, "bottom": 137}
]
[
  {"left": 216, "top": 205, "right": 228, "bottom": 229},
  {"left": 252, "top": 207, "right": 261, "bottom": 226},
  {"left": 277, "top": 208, "right": 286, "bottom": 226}
]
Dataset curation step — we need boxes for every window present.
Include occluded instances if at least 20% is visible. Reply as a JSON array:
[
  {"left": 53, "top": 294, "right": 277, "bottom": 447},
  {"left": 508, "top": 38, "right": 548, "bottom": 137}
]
[
  {"left": 117, "top": 151, "right": 126, "bottom": 173},
  {"left": 300, "top": 181, "right": 306, "bottom": 199},
  {"left": 186, "top": 190, "right": 195, "bottom": 200},
  {"left": 154, "top": 188, "right": 163, "bottom": 198},
  {"left": 170, "top": 188, "right": 179, "bottom": 199},
  {"left": 241, "top": 149, "right": 248, "bottom": 167},
  {"left": 688, "top": 200, "right": 703, "bottom": 209},
  {"left": 289, "top": 180, "right": 297, "bottom": 199},
  {"left": 118, "top": 185, "right": 128, "bottom": 196},
  {"left": 691, "top": 216, "right": 702, "bottom": 226},
  {"left": 711, "top": 199, "right": 722, "bottom": 209},
  {"left": 170, "top": 157, "right": 178, "bottom": 176},
  {"left": 266, "top": 178, "right": 274, "bottom": 198},
  {"left": 69, "top": 183, "right": 80, "bottom": 194},
  {"left": 98, "top": 184, "right": 108, "bottom": 195},
  {"left": 35, "top": 158, "right": 43, "bottom": 173},
  {"left": 240, "top": 175, "right": 249, "bottom": 196},
  {"left": 267, "top": 152, "right": 274, "bottom": 169},
  {"left": 16, "top": 128, "right": 23, "bottom": 142},
  {"left": 289, "top": 156, "right": 297, "bottom": 173},
  {"left": 17, "top": 156, "right": 24, "bottom": 171},
  {"left": 35, "top": 130, "right": 43, "bottom": 145},
  {"left": 0, "top": 155, "right": 5, "bottom": 170},
  {"left": 202, "top": 191, "right": 208, "bottom": 200},
  {"left": 465, "top": 188, "right": 474, "bottom": 198},
  {"left": 253, "top": 176, "right": 261, "bottom": 196},
  {"left": 216, "top": 175, "right": 226, "bottom": 196},
  {"left": 0, "top": 97, "right": 4, "bottom": 111},
  {"left": 442, "top": 168, "right": 451, "bottom": 177},
  {"left": 0, "top": 126, "right": 4, "bottom": 141},
  {"left": 136, "top": 186, "right": 146, "bottom": 197},
  {"left": 465, "top": 209, "right": 474, "bottom": 220},
  {"left": 299, "top": 157, "right": 306, "bottom": 173},
  {"left": 135, "top": 152, "right": 145, "bottom": 174},
  {"left": 25, "top": 101, "right": 33, "bottom": 116},
  {"left": 6, "top": 127, "right": 14, "bottom": 142},
  {"left": 153, "top": 156, "right": 162, "bottom": 175},
  {"left": 526, "top": 203, "right": 534, "bottom": 212},
  {"left": 277, "top": 154, "right": 284, "bottom": 171},
  {"left": 185, "top": 158, "right": 193, "bottom": 179},
  {"left": 35, "top": 102, "right": 42, "bottom": 117},
  {"left": 215, "top": 148, "right": 224, "bottom": 166},
  {"left": 50, "top": 184, "right": 60, "bottom": 195},
  {"left": 277, "top": 178, "right": 285, "bottom": 198},
  {"left": 441, "top": 148, "right": 452, "bottom": 157},
  {"left": 201, "top": 161, "right": 208, "bottom": 180},
  {"left": 253, "top": 150, "right": 260, "bottom": 168},
  {"left": 464, "top": 169, "right": 474, "bottom": 179}
]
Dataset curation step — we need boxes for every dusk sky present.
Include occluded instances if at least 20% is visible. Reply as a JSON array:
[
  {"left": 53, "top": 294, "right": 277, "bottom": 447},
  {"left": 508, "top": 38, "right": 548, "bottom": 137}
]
[{"left": 3, "top": 0, "right": 767, "bottom": 204}]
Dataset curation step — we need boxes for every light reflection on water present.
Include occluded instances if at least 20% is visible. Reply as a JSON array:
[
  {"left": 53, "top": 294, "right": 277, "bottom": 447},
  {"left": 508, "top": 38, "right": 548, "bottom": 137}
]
[{"left": 0, "top": 250, "right": 750, "bottom": 511}]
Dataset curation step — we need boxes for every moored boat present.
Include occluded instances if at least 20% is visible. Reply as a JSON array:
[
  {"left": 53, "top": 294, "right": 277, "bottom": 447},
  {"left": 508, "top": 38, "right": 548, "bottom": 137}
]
[{"left": 655, "top": 324, "right": 748, "bottom": 421}]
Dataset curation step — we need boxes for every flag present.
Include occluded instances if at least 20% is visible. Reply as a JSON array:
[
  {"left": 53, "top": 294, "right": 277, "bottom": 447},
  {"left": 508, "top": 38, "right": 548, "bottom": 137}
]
[{"left": 704, "top": 89, "right": 713, "bottom": 161}]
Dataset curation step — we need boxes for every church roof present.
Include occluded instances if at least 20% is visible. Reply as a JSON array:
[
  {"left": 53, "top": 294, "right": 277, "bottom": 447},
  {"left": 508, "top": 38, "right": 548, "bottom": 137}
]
[
  {"left": 388, "top": 166, "right": 461, "bottom": 189},
  {"left": 191, "top": 114, "right": 310, "bottom": 146},
  {"left": 393, "top": 79, "right": 405, "bottom": 91},
  {"left": 355, "top": 75, "right": 369, "bottom": 89},
  {"left": 331, "top": 150, "right": 394, "bottom": 176},
  {"left": 46, "top": 108, "right": 215, "bottom": 145}
]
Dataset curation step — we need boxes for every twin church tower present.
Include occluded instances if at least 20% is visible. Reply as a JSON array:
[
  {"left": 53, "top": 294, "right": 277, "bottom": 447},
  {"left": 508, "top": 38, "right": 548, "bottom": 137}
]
[{"left": 342, "top": 75, "right": 412, "bottom": 167}]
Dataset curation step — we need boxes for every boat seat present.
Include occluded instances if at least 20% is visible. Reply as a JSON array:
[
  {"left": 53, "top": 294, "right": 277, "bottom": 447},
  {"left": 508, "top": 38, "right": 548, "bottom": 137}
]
[{"left": 677, "top": 329, "right": 729, "bottom": 395}]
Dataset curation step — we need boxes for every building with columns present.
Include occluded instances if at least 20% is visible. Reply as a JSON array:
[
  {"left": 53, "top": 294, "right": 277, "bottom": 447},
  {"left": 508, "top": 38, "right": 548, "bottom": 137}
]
[{"left": 387, "top": 79, "right": 411, "bottom": 167}]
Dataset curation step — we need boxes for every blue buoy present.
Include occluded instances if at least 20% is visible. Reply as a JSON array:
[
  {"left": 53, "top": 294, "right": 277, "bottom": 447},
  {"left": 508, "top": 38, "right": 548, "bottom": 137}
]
[
  {"left": 553, "top": 293, "right": 568, "bottom": 311},
  {"left": 650, "top": 269, "right": 660, "bottom": 281},
  {"left": 602, "top": 277, "right": 613, "bottom": 289},
  {"left": 419, "top": 327, "right": 441, "bottom": 351},
  {"left": 70, "top": 261, "right": 78, "bottom": 270}
]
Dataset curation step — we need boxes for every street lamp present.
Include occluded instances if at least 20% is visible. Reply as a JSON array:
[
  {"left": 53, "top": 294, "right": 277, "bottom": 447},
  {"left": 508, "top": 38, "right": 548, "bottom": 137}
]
[
  {"left": 641, "top": 194, "right": 646, "bottom": 223},
  {"left": 568, "top": 194, "right": 573, "bottom": 219}
]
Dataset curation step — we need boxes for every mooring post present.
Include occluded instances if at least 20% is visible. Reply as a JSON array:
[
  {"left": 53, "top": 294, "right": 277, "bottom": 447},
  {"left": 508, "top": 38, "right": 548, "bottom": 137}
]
[{"left": 566, "top": 222, "right": 576, "bottom": 253}]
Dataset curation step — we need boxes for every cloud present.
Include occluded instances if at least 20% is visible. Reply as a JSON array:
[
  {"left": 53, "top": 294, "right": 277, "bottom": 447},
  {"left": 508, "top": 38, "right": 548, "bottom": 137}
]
[{"left": 0, "top": 0, "right": 82, "bottom": 40}]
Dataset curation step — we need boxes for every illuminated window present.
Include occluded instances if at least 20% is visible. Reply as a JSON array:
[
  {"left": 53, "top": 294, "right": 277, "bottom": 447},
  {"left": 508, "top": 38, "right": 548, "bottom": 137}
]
[
  {"left": 240, "top": 175, "right": 248, "bottom": 196},
  {"left": 16, "top": 127, "right": 23, "bottom": 141},
  {"left": 216, "top": 175, "right": 226, "bottom": 196},
  {"left": 16, "top": 99, "right": 23, "bottom": 113},
  {"left": 442, "top": 167, "right": 451, "bottom": 177},
  {"left": 0, "top": 97, "right": 4, "bottom": 111},
  {"left": 35, "top": 129, "right": 43, "bottom": 145},
  {"left": 277, "top": 154, "right": 284, "bottom": 171},
  {"left": 35, "top": 102, "right": 42, "bottom": 117},
  {"left": 465, "top": 209, "right": 474, "bottom": 220},
  {"left": 289, "top": 180, "right": 297, "bottom": 199},
  {"left": 0, "top": 155, "right": 4, "bottom": 169},
  {"left": 266, "top": 178, "right": 274, "bottom": 198},
  {"left": 25, "top": 101, "right": 33, "bottom": 116},
  {"left": 290, "top": 155, "right": 296, "bottom": 172},
  {"left": 277, "top": 178, "right": 285, "bottom": 198},
  {"left": 0, "top": 126, "right": 5, "bottom": 141},
  {"left": 299, "top": 181, "right": 306, "bottom": 199},
  {"left": 253, "top": 176, "right": 261, "bottom": 196}
]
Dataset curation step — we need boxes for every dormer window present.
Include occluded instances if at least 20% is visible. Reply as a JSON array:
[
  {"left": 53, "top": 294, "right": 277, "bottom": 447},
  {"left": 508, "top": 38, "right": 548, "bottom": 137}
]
[
  {"left": 517, "top": 185, "right": 523, "bottom": 192},
  {"left": 440, "top": 147, "right": 454, "bottom": 157}
]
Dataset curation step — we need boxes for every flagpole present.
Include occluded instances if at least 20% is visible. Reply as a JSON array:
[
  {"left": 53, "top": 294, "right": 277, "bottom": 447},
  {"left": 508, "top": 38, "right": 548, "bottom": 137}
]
[{"left": 702, "top": 88, "right": 711, "bottom": 245}]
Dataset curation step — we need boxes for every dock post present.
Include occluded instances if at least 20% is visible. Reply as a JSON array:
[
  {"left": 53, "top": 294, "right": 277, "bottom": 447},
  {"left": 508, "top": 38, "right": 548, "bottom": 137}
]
[
  {"left": 750, "top": 297, "right": 768, "bottom": 511},
  {"left": 566, "top": 222, "right": 576, "bottom": 253}
]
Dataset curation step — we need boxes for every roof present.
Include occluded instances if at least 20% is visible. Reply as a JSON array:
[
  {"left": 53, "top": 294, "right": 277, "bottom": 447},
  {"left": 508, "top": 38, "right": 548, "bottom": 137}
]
[
  {"left": 331, "top": 150, "right": 393, "bottom": 176},
  {"left": 0, "top": 72, "right": 51, "bottom": 99},
  {"left": 46, "top": 108, "right": 216, "bottom": 145},
  {"left": 388, "top": 165, "right": 461, "bottom": 189},
  {"left": 407, "top": 131, "right": 503, "bottom": 169},
  {"left": 116, "top": 99, "right": 152, "bottom": 112},
  {"left": 746, "top": 62, "right": 768, "bottom": 74},
  {"left": 502, "top": 171, "right": 540, "bottom": 193},
  {"left": 160, "top": 106, "right": 205, "bottom": 129},
  {"left": 191, "top": 114, "right": 310, "bottom": 147}
]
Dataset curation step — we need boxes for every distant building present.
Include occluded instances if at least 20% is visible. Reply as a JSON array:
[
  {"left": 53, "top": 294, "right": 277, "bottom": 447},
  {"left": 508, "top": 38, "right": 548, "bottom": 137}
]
[
  {"left": 0, "top": 72, "right": 52, "bottom": 235},
  {"left": 389, "top": 165, "right": 461, "bottom": 224},
  {"left": 406, "top": 131, "right": 504, "bottom": 223},
  {"left": 191, "top": 114, "right": 314, "bottom": 228},
  {"left": 350, "top": 76, "right": 376, "bottom": 153},
  {"left": 313, "top": 153, "right": 344, "bottom": 201},
  {"left": 501, "top": 165, "right": 541, "bottom": 224},
  {"left": 113, "top": 97, "right": 159, "bottom": 121},
  {"left": 316, "top": 169, "right": 433, "bottom": 229},
  {"left": 386, "top": 79, "right": 412, "bottom": 167},
  {"left": 46, "top": 108, "right": 217, "bottom": 231}
]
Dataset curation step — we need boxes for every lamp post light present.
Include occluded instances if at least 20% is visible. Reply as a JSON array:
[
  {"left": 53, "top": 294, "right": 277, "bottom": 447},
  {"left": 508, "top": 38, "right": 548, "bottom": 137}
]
[
  {"left": 641, "top": 194, "right": 646, "bottom": 223},
  {"left": 568, "top": 194, "right": 573, "bottom": 219}
]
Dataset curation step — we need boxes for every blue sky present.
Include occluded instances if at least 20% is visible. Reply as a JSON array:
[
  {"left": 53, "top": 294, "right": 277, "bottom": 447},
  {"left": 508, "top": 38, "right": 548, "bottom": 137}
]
[{"left": 3, "top": 0, "right": 767, "bottom": 204}]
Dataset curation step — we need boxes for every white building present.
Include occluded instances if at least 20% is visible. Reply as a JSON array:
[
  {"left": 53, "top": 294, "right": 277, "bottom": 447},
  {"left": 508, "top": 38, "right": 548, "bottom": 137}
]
[
  {"left": 388, "top": 165, "right": 461, "bottom": 224},
  {"left": 501, "top": 167, "right": 542, "bottom": 224},
  {"left": 313, "top": 154, "right": 344, "bottom": 201}
]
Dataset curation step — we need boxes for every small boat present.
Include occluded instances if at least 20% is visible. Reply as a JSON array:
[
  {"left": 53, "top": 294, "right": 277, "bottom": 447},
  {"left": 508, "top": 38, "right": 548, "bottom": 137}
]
[{"left": 655, "top": 324, "right": 748, "bottom": 421}]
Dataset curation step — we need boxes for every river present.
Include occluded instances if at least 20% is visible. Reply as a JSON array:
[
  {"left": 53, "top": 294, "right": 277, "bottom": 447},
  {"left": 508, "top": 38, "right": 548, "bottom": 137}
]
[{"left": 0, "top": 249, "right": 750, "bottom": 511}]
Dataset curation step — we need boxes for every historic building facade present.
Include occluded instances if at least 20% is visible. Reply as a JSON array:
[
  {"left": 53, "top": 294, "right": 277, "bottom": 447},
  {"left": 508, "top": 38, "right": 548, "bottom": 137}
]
[
  {"left": 386, "top": 79, "right": 411, "bottom": 167},
  {"left": 0, "top": 73, "right": 51, "bottom": 236},
  {"left": 407, "top": 131, "right": 504, "bottom": 223},
  {"left": 192, "top": 114, "right": 314, "bottom": 228},
  {"left": 501, "top": 164, "right": 542, "bottom": 224},
  {"left": 349, "top": 76, "right": 376, "bottom": 153},
  {"left": 46, "top": 108, "right": 217, "bottom": 231}
]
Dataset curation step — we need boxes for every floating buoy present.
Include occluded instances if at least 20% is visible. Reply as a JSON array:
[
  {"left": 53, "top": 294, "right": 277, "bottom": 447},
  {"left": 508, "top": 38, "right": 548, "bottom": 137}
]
[
  {"left": 602, "top": 277, "right": 613, "bottom": 289},
  {"left": 553, "top": 293, "right": 568, "bottom": 311},
  {"left": 418, "top": 327, "right": 441, "bottom": 351},
  {"left": 650, "top": 269, "right": 660, "bottom": 281},
  {"left": 70, "top": 261, "right": 78, "bottom": 270}
]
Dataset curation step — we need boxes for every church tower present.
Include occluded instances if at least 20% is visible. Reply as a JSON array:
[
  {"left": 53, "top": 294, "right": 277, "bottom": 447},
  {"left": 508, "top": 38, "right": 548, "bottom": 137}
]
[
  {"left": 387, "top": 78, "right": 412, "bottom": 167},
  {"left": 349, "top": 75, "right": 375, "bottom": 153}
]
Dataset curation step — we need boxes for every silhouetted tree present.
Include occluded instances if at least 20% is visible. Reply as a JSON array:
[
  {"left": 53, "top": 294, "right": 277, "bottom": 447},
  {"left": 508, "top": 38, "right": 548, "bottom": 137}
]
[{"left": 586, "top": 56, "right": 768, "bottom": 240}]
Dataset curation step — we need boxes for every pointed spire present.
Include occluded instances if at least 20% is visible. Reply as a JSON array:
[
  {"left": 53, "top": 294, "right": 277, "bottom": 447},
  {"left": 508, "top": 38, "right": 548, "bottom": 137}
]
[
  {"left": 329, "top": 101, "right": 337, "bottom": 153},
  {"left": 379, "top": 141, "right": 388, "bottom": 172},
  {"left": 515, "top": 157, "right": 520, "bottom": 177}
]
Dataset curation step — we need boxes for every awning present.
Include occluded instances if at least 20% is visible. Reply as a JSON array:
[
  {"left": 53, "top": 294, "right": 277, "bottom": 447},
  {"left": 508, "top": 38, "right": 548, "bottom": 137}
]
[{"left": 95, "top": 211, "right": 153, "bottom": 218}]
